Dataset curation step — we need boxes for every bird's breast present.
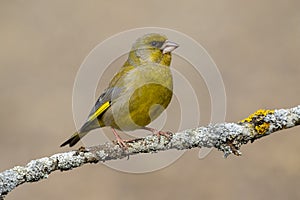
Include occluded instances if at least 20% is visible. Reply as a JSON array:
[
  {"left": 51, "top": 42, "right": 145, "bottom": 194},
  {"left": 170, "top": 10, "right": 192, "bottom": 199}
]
[{"left": 104, "top": 64, "right": 173, "bottom": 131}]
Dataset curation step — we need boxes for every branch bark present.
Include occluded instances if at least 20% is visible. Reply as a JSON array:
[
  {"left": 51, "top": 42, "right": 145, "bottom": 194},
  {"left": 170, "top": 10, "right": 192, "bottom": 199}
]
[{"left": 1, "top": 105, "right": 300, "bottom": 198}]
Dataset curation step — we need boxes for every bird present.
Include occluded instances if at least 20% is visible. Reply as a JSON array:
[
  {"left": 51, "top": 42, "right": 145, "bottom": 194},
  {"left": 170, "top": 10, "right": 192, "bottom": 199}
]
[{"left": 61, "top": 33, "right": 179, "bottom": 148}]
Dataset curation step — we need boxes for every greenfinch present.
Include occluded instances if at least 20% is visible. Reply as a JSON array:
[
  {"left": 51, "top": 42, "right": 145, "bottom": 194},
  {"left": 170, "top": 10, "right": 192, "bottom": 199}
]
[{"left": 61, "top": 33, "right": 179, "bottom": 147}]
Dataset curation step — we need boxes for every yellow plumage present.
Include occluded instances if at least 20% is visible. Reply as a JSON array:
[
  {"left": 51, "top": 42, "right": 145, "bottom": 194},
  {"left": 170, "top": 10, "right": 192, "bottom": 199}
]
[{"left": 61, "top": 33, "right": 178, "bottom": 147}]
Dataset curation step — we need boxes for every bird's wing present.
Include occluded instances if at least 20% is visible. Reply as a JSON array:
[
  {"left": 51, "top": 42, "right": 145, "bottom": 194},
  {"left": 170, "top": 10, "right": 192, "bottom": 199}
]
[
  {"left": 87, "top": 87, "right": 123, "bottom": 122},
  {"left": 84, "top": 63, "right": 134, "bottom": 126}
]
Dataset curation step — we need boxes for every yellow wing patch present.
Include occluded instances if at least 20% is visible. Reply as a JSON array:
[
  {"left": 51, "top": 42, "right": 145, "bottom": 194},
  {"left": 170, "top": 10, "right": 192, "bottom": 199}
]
[{"left": 88, "top": 101, "right": 110, "bottom": 122}]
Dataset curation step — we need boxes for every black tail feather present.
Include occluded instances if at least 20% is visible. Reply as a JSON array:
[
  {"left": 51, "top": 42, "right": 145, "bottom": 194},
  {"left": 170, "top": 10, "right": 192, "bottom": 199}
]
[{"left": 60, "top": 132, "right": 81, "bottom": 147}]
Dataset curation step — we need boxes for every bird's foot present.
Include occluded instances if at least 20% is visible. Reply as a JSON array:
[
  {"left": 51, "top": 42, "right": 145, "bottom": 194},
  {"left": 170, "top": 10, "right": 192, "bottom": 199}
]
[
  {"left": 112, "top": 128, "right": 128, "bottom": 149},
  {"left": 144, "top": 127, "right": 172, "bottom": 139},
  {"left": 116, "top": 137, "right": 128, "bottom": 149}
]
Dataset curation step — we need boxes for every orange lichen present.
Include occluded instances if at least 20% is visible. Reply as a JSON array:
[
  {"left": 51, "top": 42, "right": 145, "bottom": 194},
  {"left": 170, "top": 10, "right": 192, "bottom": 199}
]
[{"left": 240, "top": 109, "right": 274, "bottom": 135}]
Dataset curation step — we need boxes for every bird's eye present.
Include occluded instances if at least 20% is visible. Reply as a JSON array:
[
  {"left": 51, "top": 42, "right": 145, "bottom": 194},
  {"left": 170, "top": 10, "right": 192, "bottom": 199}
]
[
  {"left": 151, "top": 41, "right": 158, "bottom": 47},
  {"left": 150, "top": 41, "right": 164, "bottom": 48}
]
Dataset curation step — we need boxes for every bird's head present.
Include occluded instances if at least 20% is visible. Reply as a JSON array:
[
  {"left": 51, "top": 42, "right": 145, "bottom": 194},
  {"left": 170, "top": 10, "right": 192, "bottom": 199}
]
[{"left": 128, "top": 33, "right": 179, "bottom": 66}]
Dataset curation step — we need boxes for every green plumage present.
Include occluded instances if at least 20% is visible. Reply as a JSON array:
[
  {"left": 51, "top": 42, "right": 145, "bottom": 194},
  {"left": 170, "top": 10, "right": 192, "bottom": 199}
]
[{"left": 61, "top": 33, "right": 178, "bottom": 147}]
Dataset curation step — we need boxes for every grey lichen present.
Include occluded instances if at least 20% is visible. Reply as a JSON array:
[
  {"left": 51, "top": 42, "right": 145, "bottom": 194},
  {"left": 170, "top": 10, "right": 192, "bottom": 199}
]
[{"left": 1, "top": 105, "right": 300, "bottom": 198}]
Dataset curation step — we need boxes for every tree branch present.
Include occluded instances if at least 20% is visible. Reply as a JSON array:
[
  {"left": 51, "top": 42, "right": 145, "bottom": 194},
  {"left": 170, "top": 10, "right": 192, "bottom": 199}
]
[{"left": 1, "top": 105, "right": 300, "bottom": 198}]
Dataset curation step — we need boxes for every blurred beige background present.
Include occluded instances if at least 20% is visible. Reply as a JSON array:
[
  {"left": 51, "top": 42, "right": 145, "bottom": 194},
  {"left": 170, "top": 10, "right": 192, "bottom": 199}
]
[{"left": 1, "top": 0, "right": 300, "bottom": 199}]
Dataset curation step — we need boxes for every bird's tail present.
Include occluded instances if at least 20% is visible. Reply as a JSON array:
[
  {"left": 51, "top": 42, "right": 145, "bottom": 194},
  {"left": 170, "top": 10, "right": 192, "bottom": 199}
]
[{"left": 60, "top": 131, "right": 88, "bottom": 147}]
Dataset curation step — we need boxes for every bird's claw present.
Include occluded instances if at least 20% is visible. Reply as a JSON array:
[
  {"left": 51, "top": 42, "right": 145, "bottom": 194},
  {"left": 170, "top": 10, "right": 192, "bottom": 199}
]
[
  {"left": 113, "top": 139, "right": 128, "bottom": 149},
  {"left": 144, "top": 127, "right": 172, "bottom": 139}
]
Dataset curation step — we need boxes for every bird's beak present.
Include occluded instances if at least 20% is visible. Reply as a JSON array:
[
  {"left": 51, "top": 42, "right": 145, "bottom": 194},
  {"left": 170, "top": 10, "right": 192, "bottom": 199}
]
[{"left": 160, "top": 40, "right": 179, "bottom": 54}]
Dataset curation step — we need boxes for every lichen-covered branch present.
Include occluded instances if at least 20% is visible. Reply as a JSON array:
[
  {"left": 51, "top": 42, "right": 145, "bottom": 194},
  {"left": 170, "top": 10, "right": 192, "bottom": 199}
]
[{"left": 1, "top": 105, "right": 300, "bottom": 198}]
